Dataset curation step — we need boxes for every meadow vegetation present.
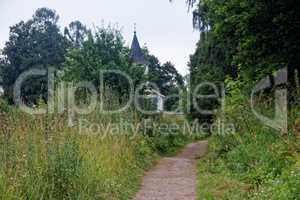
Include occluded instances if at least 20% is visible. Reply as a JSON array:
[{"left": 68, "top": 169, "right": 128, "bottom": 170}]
[
  {"left": 0, "top": 1, "right": 299, "bottom": 199},
  {"left": 0, "top": 99, "right": 193, "bottom": 200},
  {"left": 0, "top": 7, "right": 193, "bottom": 199},
  {"left": 196, "top": 80, "right": 300, "bottom": 200},
  {"left": 184, "top": 0, "right": 300, "bottom": 199}
]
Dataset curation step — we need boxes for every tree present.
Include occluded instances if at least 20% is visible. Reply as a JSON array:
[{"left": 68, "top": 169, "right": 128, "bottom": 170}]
[
  {"left": 0, "top": 54, "right": 5, "bottom": 87},
  {"left": 142, "top": 50, "right": 184, "bottom": 111},
  {"left": 63, "top": 26, "right": 132, "bottom": 104},
  {"left": 188, "top": 31, "right": 226, "bottom": 122},
  {"left": 143, "top": 51, "right": 183, "bottom": 94},
  {"left": 189, "top": 0, "right": 300, "bottom": 86},
  {"left": 64, "top": 21, "right": 89, "bottom": 47},
  {"left": 185, "top": 0, "right": 300, "bottom": 121},
  {"left": 2, "top": 8, "right": 68, "bottom": 104}
]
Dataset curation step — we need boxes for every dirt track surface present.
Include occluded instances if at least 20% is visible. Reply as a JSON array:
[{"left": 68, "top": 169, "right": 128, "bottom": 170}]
[{"left": 133, "top": 141, "right": 208, "bottom": 200}]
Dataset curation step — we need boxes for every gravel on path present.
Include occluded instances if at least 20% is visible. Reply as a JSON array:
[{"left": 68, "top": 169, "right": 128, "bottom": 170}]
[{"left": 133, "top": 141, "right": 208, "bottom": 200}]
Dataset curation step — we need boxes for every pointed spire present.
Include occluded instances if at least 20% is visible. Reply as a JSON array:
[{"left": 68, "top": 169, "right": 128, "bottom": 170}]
[
  {"left": 131, "top": 24, "right": 147, "bottom": 65},
  {"left": 134, "top": 23, "right": 137, "bottom": 34}
]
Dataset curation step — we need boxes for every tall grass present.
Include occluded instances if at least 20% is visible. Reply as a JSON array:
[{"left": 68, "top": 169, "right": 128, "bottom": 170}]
[
  {"left": 0, "top": 98, "right": 193, "bottom": 200},
  {"left": 0, "top": 101, "right": 156, "bottom": 200},
  {"left": 197, "top": 83, "right": 300, "bottom": 199}
]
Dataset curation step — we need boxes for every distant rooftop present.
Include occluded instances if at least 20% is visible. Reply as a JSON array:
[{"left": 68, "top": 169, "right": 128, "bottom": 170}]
[{"left": 130, "top": 31, "right": 147, "bottom": 65}]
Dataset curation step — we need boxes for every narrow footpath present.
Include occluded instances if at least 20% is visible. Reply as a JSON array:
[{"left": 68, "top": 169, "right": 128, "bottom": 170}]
[{"left": 133, "top": 141, "right": 208, "bottom": 200}]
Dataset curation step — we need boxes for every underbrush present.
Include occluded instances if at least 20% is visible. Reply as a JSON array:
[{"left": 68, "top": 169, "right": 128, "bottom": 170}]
[
  {"left": 145, "top": 114, "right": 194, "bottom": 156},
  {"left": 197, "top": 81, "right": 300, "bottom": 200},
  {"left": 0, "top": 100, "right": 191, "bottom": 200}
]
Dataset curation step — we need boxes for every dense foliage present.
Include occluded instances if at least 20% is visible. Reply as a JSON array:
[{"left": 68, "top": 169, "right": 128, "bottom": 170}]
[
  {"left": 0, "top": 8, "right": 184, "bottom": 112},
  {"left": 144, "top": 50, "right": 184, "bottom": 111},
  {"left": 0, "top": 6, "right": 190, "bottom": 200},
  {"left": 197, "top": 80, "right": 300, "bottom": 199},
  {"left": 1, "top": 8, "right": 68, "bottom": 104},
  {"left": 186, "top": 0, "right": 300, "bottom": 199},
  {"left": 188, "top": 0, "right": 300, "bottom": 121}
]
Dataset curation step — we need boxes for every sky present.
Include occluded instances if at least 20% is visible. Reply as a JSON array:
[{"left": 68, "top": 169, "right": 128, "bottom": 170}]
[{"left": 0, "top": 0, "right": 199, "bottom": 75}]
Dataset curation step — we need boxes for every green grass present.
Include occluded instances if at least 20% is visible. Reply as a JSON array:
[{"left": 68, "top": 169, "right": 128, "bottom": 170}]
[
  {"left": 0, "top": 111, "right": 154, "bottom": 200},
  {"left": 0, "top": 100, "right": 192, "bottom": 200},
  {"left": 197, "top": 150, "right": 250, "bottom": 200},
  {"left": 196, "top": 91, "right": 300, "bottom": 200}
]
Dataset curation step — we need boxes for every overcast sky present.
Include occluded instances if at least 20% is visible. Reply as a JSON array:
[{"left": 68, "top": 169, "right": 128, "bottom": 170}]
[{"left": 0, "top": 0, "right": 199, "bottom": 75}]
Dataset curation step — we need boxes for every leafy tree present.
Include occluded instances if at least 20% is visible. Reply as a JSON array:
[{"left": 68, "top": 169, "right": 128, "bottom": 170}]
[
  {"left": 63, "top": 26, "right": 132, "bottom": 104},
  {"left": 0, "top": 54, "right": 5, "bottom": 87},
  {"left": 64, "top": 21, "right": 89, "bottom": 47},
  {"left": 190, "top": 0, "right": 300, "bottom": 86},
  {"left": 143, "top": 50, "right": 184, "bottom": 111},
  {"left": 188, "top": 32, "right": 226, "bottom": 122},
  {"left": 2, "top": 8, "right": 68, "bottom": 104},
  {"left": 143, "top": 51, "right": 183, "bottom": 94},
  {"left": 185, "top": 0, "right": 300, "bottom": 121},
  {"left": 63, "top": 25, "right": 185, "bottom": 106}
]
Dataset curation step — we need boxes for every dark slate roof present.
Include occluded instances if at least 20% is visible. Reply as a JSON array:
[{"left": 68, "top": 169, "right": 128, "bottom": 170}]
[{"left": 131, "top": 32, "right": 147, "bottom": 65}]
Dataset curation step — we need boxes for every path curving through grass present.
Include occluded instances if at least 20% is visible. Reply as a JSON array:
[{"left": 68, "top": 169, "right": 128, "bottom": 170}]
[{"left": 133, "top": 141, "right": 208, "bottom": 200}]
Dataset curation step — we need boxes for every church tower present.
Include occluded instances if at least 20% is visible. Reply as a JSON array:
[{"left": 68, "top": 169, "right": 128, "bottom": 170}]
[
  {"left": 130, "top": 28, "right": 147, "bottom": 66},
  {"left": 130, "top": 25, "right": 165, "bottom": 113}
]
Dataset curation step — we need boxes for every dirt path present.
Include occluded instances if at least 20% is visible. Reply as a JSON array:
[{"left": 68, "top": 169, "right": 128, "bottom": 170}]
[{"left": 133, "top": 141, "right": 208, "bottom": 200}]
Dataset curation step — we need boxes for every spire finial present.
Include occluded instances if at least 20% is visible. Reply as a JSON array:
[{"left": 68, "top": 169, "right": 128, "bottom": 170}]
[{"left": 134, "top": 23, "right": 137, "bottom": 34}]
